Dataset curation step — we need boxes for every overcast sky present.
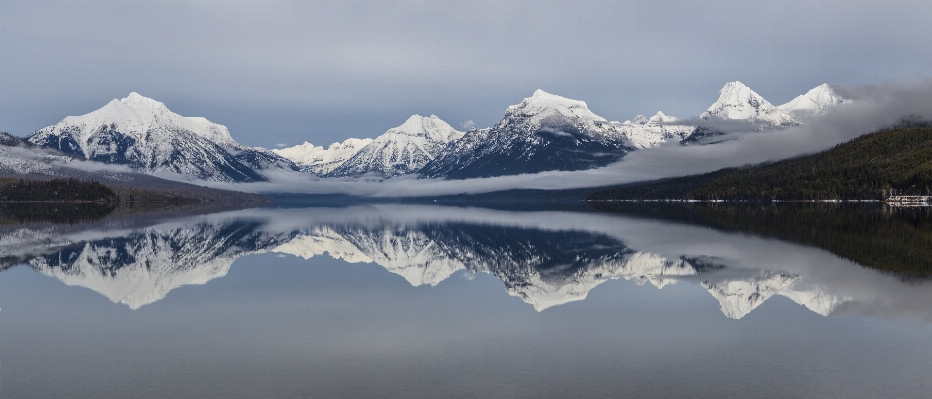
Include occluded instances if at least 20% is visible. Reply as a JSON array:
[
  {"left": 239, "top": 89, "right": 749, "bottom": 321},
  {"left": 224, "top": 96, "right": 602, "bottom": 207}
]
[{"left": 2, "top": 0, "right": 931, "bottom": 148}]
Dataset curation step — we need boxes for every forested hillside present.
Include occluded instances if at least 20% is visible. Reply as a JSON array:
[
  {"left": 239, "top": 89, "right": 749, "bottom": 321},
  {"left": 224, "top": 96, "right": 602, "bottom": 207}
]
[
  {"left": 0, "top": 178, "right": 118, "bottom": 202},
  {"left": 589, "top": 126, "right": 932, "bottom": 201}
]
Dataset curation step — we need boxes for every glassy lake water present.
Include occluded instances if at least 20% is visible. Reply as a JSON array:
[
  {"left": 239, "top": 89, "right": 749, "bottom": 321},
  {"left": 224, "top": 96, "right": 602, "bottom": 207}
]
[{"left": 2, "top": 202, "right": 932, "bottom": 398}]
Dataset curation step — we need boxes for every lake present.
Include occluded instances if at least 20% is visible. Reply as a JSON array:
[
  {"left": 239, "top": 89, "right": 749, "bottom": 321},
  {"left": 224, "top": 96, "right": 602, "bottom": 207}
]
[{"left": 2, "top": 202, "right": 931, "bottom": 398}]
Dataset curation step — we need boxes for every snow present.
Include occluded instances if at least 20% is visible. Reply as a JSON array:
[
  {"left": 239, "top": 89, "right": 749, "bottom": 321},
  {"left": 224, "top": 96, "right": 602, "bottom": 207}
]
[
  {"left": 0, "top": 145, "right": 78, "bottom": 175},
  {"left": 701, "top": 81, "right": 799, "bottom": 128},
  {"left": 498, "top": 90, "right": 693, "bottom": 149},
  {"left": 22, "top": 84, "right": 849, "bottom": 182},
  {"left": 273, "top": 138, "right": 374, "bottom": 175},
  {"left": 778, "top": 83, "right": 848, "bottom": 115},
  {"left": 649, "top": 111, "right": 678, "bottom": 123},
  {"left": 506, "top": 89, "right": 606, "bottom": 125},
  {"left": 506, "top": 90, "right": 693, "bottom": 148},
  {"left": 51, "top": 92, "right": 235, "bottom": 149},
  {"left": 27, "top": 92, "right": 290, "bottom": 182},
  {"left": 387, "top": 114, "right": 464, "bottom": 143},
  {"left": 206, "top": 112, "right": 465, "bottom": 178},
  {"left": 326, "top": 114, "right": 464, "bottom": 177}
]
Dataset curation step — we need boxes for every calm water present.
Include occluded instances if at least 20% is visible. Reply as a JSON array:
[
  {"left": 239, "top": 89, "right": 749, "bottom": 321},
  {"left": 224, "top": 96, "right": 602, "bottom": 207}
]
[{"left": 2, "top": 203, "right": 932, "bottom": 398}]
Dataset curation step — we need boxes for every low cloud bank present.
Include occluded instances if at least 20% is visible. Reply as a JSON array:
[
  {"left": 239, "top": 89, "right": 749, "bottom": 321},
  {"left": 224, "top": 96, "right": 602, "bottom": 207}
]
[{"left": 208, "top": 78, "right": 932, "bottom": 197}]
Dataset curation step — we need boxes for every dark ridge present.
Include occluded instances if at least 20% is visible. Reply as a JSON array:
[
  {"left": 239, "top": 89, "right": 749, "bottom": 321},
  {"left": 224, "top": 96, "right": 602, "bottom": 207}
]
[
  {"left": 589, "top": 126, "right": 932, "bottom": 201},
  {"left": 418, "top": 123, "right": 630, "bottom": 180}
]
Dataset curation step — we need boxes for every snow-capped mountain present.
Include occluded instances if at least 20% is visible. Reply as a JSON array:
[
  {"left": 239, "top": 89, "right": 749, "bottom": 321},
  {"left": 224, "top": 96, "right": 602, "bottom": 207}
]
[
  {"left": 418, "top": 90, "right": 687, "bottom": 179},
  {"left": 27, "top": 93, "right": 297, "bottom": 182},
  {"left": 326, "top": 115, "right": 465, "bottom": 178},
  {"left": 19, "top": 83, "right": 850, "bottom": 182},
  {"left": 613, "top": 111, "right": 694, "bottom": 149},
  {"left": 680, "top": 81, "right": 847, "bottom": 145},
  {"left": 700, "top": 81, "right": 800, "bottom": 129},
  {"left": 272, "top": 138, "right": 373, "bottom": 175},
  {"left": 778, "top": 83, "right": 848, "bottom": 117}
]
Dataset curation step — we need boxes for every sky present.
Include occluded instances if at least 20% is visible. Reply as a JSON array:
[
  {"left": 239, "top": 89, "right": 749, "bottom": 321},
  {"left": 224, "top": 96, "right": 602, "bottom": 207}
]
[{"left": 2, "top": 0, "right": 932, "bottom": 149}]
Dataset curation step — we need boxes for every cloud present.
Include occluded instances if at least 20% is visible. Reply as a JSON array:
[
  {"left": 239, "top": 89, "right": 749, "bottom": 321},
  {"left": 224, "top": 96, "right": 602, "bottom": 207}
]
[
  {"left": 538, "top": 126, "right": 573, "bottom": 137},
  {"left": 460, "top": 120, "right": 476, "bottom": 130},
  {"left": 275, "top": 143, "right": 287, "bottom": 148}
]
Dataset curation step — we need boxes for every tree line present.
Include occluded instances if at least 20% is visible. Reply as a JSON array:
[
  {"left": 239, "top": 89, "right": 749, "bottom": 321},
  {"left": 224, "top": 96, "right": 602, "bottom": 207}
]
[{"left": 0, "top": 178, "right": 118, "bottom": 202}]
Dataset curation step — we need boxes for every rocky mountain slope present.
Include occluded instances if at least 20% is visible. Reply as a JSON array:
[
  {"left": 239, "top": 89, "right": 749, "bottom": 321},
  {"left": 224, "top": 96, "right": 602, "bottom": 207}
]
[
  {"left": 417, "top": 90, "right": 689, "bottom": 179},
  {"left": 27, "top": 93, "right": 297, "bottom": 182},
  {"left": 778, "top": 83, "right": 849, "bottom": 117},
  {"left": 274, "top": 84, "right": 845, "bottom": 180},
  {"left": 1, "top": 131, "right": 271, "bottom": 203},
  {"left": 272, "top": 138, "right": 373, "bottom": 175},
  {"left": 327, "top": 115, "right": 465, "bottom": 177},
  {"left": 700, "top": 81, "right": 800, "bottom": 128}
]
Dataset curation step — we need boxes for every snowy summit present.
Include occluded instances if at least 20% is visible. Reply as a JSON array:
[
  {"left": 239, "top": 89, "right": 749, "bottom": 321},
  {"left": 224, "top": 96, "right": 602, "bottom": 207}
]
[
  {"left": 28, "top": 92, "right": 296, "bottom": 182},
  {"left": 701, "top": 81, "right": 799, "bottom": 128},
  {"left": 778, "top": 83, "right": 848, "bottom": 116}
]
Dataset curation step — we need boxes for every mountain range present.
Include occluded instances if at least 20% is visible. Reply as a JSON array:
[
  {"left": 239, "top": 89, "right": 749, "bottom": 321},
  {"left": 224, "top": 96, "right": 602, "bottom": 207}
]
[
  {"left": 16, "top": 82, "right": 848, "bottom": 183},
  {"left": 278, "top": 82, "right": 847, "bottom": 179}
]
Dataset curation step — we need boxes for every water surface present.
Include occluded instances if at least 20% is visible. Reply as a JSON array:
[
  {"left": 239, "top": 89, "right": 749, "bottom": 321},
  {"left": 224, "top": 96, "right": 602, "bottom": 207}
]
[{"left": 2, "top": 203, "right": 931, "bottom": 398}]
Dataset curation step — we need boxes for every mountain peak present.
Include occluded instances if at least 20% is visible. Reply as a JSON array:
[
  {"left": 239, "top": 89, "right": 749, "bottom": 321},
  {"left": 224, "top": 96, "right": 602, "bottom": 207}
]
[
  {"left": 120, "top": 92, "right": 168, "bottom": 111},
  {"left": 778, "top": 83, "right": 848, "bottom": 115},
  {"left": 722, "top": 80, "right": 750, "bottom": 92},
  {"left": 522, "top": 89, "right": 588, "bottom": 109},
  {"left": 649, "top": 111, "right": 678, "bottom": 124},
  {"left": 27, "top": 93, "right": 289, "bottom": 182},
  {"left": 701, "top": 81, "right": 774, "bottom": 119},
  {"left": 505, "top": 89, "right": 603, "bottom": 125},
  {"left": 387, "top": 114, "right": 462, "bottom": 142},
  {"left": 398, "top": 114, "right": 441, "bottom": 129}
]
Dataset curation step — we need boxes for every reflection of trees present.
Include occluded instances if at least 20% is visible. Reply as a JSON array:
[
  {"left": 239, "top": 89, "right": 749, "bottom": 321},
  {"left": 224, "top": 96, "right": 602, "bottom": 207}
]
[
  {"left": 590, "top": 202, "right": 932, "bottom": 275},
  {"left": 0, "top": 202, "right": 116, "bottom": 224}
]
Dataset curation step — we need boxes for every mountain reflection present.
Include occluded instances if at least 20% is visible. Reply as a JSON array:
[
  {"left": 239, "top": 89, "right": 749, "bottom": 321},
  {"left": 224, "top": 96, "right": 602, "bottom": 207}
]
[
  {"left": 3, "top": 204, "right": 931, "bottom": 319},
  {"left": 27, "top": 220, "right": 293, "bottom": 309}
]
